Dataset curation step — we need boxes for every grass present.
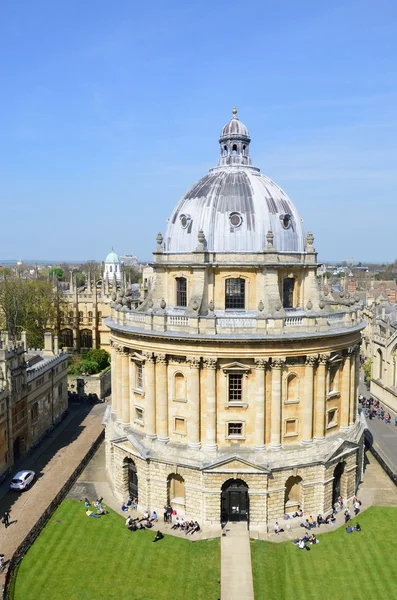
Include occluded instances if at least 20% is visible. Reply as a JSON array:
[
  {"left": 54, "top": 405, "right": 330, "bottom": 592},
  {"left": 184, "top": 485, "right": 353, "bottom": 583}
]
[
  {"left": 251, "top": 506, "right": 397, "bottom": 600},
  {"left": 13, "top": 500, "right": 220, "bottom": 600}
]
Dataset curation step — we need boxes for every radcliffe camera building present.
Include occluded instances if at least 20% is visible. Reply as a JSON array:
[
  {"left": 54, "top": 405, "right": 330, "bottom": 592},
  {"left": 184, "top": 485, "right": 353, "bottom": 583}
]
[{"left": 104, "top": 110, "right": 365, "bottom": 530}]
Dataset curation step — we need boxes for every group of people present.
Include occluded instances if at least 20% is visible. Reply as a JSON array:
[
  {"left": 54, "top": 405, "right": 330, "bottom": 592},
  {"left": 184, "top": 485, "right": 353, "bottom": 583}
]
[
  {"left": 121, "top": 497, "right": 138, "bottom": 511},
  {"left": 84, "top": 497, "right": 108, "bottom": 518},
  {"left": 359, "top": 395, "right": 393, "bottom": 424},
  {"left": 171, "top": 517, "right": 201, "bottom": 535},
  {"left": 125, "top": 510, "right": 158, "bottom": 531},
  {"left": 293, "top": 531, "right": 320, "bottom": 550}
]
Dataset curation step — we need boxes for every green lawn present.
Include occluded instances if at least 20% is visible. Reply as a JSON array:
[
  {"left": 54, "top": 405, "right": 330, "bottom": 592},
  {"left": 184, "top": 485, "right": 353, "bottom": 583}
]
[
  {"left": 13, "top": 500, "right": 220, "bottom": 600},
  {"left": 251, "top": 506, "right": 397, "bottom": 600}
]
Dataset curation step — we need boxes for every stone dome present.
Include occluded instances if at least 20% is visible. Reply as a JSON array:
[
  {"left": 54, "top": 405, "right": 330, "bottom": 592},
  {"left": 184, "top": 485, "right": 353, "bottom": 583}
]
[
  {"left": 105, "top": 250, "right": 120, "bottom": 264},
  {"left": 164, "top": 110, "right": 305, "bottom": 254}
]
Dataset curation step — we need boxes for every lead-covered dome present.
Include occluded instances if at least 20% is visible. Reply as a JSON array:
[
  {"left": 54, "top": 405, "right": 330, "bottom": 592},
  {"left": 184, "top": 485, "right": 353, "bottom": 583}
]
[{"left": 164, "top": 110, "right": 305, "bottom": 254}]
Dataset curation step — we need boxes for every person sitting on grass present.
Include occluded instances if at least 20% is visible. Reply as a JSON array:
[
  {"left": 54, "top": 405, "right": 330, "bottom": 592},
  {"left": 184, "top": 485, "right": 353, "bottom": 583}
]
[
  {"left": 152, "top": 530, "right": 164, "bottom": 543},
  {"left": 353, "top": 523, "right": 361, "bottom": 532},
  {"left": 298, "top": 538, "right": 310, "bottom": 551},
  {"left": 309, "top": 534, "right": 319, "bottom": 544},
  {"left": 126, "top": 516, "right": 133, "bottom": 529},
  {"left": 145, "top": 519, "right": 154, "bottom": 529},
  {"left": 86, "top": 509, "right": 100, "bottom": 519},
  {"left": 84, "top": 497, "right": 91, "bottom": 508},
  {"left": 346, "top": 525, "right": 353, "bottom": 533}
]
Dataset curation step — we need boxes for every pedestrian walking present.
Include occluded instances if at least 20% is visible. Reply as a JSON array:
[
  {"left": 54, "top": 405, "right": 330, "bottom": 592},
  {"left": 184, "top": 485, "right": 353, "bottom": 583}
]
[{"left": 2, "top": 511, "right": 10, "bottom": 528}]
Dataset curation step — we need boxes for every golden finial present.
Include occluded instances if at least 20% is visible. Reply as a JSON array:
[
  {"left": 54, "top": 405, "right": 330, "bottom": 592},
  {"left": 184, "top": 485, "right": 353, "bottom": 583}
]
[{"left": 232, "top": 106, "right": 237, "bottom": 116}]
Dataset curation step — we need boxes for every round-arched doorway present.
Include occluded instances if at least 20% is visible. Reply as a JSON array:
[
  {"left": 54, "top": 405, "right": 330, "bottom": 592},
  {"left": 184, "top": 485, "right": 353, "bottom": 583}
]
[
  {"left": 123, "top": 458, "right": 138, "bottom": 499},
  {"left": 221, "top": 479, "right": 249, "bottom": 524},
  {"left": 332, "top": 462, "right": 345, "bottom": 505}
]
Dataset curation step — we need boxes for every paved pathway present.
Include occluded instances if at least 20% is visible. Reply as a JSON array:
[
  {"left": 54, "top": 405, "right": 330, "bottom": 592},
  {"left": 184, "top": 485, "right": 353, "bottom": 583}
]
[
  {"left": 221, "top": 522, "right": 254, "bottom": 600},
  {"left": 0, "top": 402, "right": 105, "bottom": 587}
]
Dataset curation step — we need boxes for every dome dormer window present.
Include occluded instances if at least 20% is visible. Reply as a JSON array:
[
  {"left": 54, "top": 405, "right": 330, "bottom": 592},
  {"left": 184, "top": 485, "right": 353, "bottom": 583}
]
[
  {"left": 180, "top": 214, "right": 191, "bottom": 229},
  {"left": 281, "top": 214, "right": 292, "bottom": 230},
  {"left": 229, "top": 212, "right": 243, "bottom": 228}
]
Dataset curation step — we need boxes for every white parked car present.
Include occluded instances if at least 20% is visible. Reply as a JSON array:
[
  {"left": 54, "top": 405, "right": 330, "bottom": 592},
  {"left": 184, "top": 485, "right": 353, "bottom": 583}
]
[{"left": 10, "top": 470, "right": 35, "bottom": 491}]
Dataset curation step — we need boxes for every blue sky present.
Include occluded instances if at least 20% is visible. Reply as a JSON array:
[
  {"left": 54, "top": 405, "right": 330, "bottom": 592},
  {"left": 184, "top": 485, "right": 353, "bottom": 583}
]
[{"left": 0, "top": 0, "right": 396, "bottom": 263}]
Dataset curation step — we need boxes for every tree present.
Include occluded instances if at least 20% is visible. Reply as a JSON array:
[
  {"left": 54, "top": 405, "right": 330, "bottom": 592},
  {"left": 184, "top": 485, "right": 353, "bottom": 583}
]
[
  {"left": 123, "top": 265, "right": 141, "bottom": 284},
  {"left": 49, "top": 267, "right": 64, "bottom": 281},
  {"left": 363, "top": 359, "right": 372, "bottom": 382},
  {"left": 0, "top": 277, "right": 59, "bottom": 348},
  {"left": 85, "top": 348, "right": 110, "bottom": 371}
]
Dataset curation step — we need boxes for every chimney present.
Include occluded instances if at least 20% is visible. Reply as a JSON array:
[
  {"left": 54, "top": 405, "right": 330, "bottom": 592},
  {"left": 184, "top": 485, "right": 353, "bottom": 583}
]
[
  {"left": 21, "top": 330, "right": 28, "bottom": 350},
  {"left": 53, "top": 335, "right": 59, "bottom": 355},
  {"left": 44, "top": 331, "right": 54, "bottom": 356}
]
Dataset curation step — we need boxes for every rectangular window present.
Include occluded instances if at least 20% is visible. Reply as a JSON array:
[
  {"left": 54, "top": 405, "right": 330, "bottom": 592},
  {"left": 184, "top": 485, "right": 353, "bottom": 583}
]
[
  {"left": 225, "top": 278, "right": 245, "bottom": 309},
  {"left": 228, "top": 374, "right": 243, "bottom": 403},
  {"left": 285, "top": 419, "right": 298, "bottom": 436},
  {"left": 135, "top": 407, "right": 144, "bottom": 422},
  {"left": 283, "top": 278, "right": 295, "bottom": 309},
  {"left": 58, "top": 382, "right": 63, "bottom": 398},
  {"left": 136, "top": 363, "right": 143, "bottom": 390},
  {"left": 174, "top": 417, "right": 186, "bottom": 434},
  {"left": 228, "top": 422, "right": 243, "bottom": 437},
  {"left": 327, "top": 409, "right": 337, "bottom": 428},
  {"left": 31, "top": 402, "right": 39, "bottom": 423},
  {"left": 176, "top": 277, "right": 187, "bottom": 307},
  {"left": 329, "top": 366, "right": 339, "bottom": 393}
]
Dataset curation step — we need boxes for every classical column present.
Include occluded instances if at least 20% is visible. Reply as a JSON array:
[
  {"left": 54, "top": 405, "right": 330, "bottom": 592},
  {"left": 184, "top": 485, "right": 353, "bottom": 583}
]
[
  {"left": 187, "top": 357, "right": 201, "bottom": 449},
  {"left": 156, "top": 354, "right": 169, "bottom": 443},
  {"left": 143, "top": 353, "right": 156, "bottom": 439},
  {"left": 349, "top": 347, "right": 359, "bottom": 425},
  {"left": 302, "top": 356, "right": 316, "bottom": 444},
  {"left": 254, "top": 358, "right": 266, "bottom": 451},
  {"left": 204, "top": 357, "right": 217, "bottom": 451},
  {"left": 270, "top": 358, "right": 284, "bottom": 450},
  {"left": 115, "top": 345, "right": 123, "bottom": 421},
  {"left": 110, "top": 341, "right": 117, "bottom": 414},
  {"left": 340, "top": 351, "right": 351, "bottom": 430},
  {"left": 121, "top": 349, "right": 130, "bottom": 424},
  {"left": 313, "top": 354, "right": 328, "bottom": 441}
]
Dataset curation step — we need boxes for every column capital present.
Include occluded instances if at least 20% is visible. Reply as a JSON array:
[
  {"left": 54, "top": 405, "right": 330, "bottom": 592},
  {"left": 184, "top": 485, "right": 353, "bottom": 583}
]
[
  {"left": 318, "top": 353, "right": 330, "bottom": 365},
  {"left": 254, "top": 358, "right": 268, "bottom": 370},
  {"left": 188, "top": 356, "right": 201, "bottom": 369},
  {"left": 143, "top": 352, "right": 155, "bottom": 364},
  {"left": 203, "top": 357, "right": 217, "bottom": 370},
  {"left": 157, "top": 353, "right": 167, "bottom": 364},
  {"left": 271, "top": 357, "right": 285, "bottom": 369},
  {"left": 122, "top": 347, "right": 130, "bottom": 357},
  {"left": 305, "top": 355, "right": 317, "bottom": 367},
  {"left": 114, "top": 343, "right": 124, "bottom": 354}
]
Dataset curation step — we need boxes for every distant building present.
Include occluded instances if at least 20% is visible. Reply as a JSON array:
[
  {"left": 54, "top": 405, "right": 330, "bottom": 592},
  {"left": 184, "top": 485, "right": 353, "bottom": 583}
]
[
  {"left": 0, "top": 331, "right": 68, "bottom": 478},
  {"left": 120, "top": 254, "right": 139, "bottom": 269}
]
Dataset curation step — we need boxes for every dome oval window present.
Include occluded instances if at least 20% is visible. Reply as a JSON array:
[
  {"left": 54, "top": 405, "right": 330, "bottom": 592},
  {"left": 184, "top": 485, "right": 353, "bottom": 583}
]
[
  {"left": 281, "top": 214, "right": 292, "bottom": 229},
  {"left": 229, "top": 212, "right": 243, "bottom": 228},
  {"left": 180, "top": 214, "right": 191, "bottom": 229}
]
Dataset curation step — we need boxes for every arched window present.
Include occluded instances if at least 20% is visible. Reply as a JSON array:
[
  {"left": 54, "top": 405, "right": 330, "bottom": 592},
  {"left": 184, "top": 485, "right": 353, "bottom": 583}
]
[
  {"left": 60, "top": 329, "right": 73, "bottom": 348},
  {"left": 284, "top": 476, "right": 302, "bottom": 513},
  {"left": 286, "top": 373, "right": 298, "bottom": 402},
  {"left": 225, "top": 278, "right": 245, "bottom": 309},
  {"left": 232, "top": 144, "right": 238, "bottom": 155},
  {"left": 283, "top": 278, "right": 295, "bottom": 308},
  {"left": 329, "top": 364, "right": 339, "bottom": 393},
  {"left": 80, "top": 329, "right": 92, "bottom": 348},
  {"left": 377, "top": 349, "right": 383, "bottom": 380},
  {"left": 174, "top": 372, "right": 185, "bottom": 401},
  {"left": 242, "top": 144, "right": 246, "bottom": 156},
  {"left": 110, "top": 266, "right": 113, "bottom": 273},
  {"left": 176, "top": 277, "right": 187, "bottom": 307},
  {"left": 223, "top": 145, "right": 228, "bottom": 156}
]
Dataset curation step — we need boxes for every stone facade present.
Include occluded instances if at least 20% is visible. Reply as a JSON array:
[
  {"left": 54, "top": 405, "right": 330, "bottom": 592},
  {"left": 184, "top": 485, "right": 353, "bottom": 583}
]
[
  {"left": 104, "top": 111, "right": 365, "bottom": 531},
  {"left": 0, "top": 331, "right": 68, "bottom": 476}
]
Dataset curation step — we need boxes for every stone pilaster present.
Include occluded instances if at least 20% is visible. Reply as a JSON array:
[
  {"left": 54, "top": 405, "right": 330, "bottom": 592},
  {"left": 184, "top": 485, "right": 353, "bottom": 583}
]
[
  {"left": 203, "top": 357, "right": 217, "bottom": 451},
  {"left": 302, "top": 355, "right": 316, "bottom": 444},
  {"left": 349, "top": 346, "right": 359, "bottom": 425},
  {"left": 254, "top": 358, "right": 267, "bottom": 451},
  {"left": 121, "top": 348, "right": 130, "bottom": 424},
  {"left": 156, "top": 354, "right": 169, "bottom": 443},
  {"left": 187, "top": 357, "right": 201, "bottom": 449},
  {"left": 340, "top": 351, "right": 351, "bottom": 430},
  {"left": 270, "top": 358, "right": 284, "bottom": 450},
  {"left": 143, "top": 353, "right": 157, "bottom": 439},
  {"left": 314, "top": 354, "right": 329, "bottom": 441}
]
